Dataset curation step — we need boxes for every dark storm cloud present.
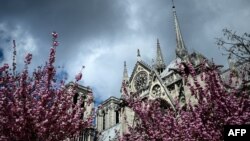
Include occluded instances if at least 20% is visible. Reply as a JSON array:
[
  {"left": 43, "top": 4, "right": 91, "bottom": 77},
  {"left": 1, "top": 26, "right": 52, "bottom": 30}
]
[
  {"left": 0, "top": 0, "right": 135, "bottom": 101},
  {"left": 122, "top": 0, "right": 250, "bottom": 64},
  {"left": 0, "top": 0, "right": 128, "bottom": 35},
  {"left": 0, "top": 0, "right": 249, "bottom": 101},
  {"left": 0, "top": 0, "right": 129, "bottom": 58}
]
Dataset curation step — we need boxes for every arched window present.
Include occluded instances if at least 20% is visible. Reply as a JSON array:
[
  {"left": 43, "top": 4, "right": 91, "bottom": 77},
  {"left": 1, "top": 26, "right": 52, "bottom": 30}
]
[
  {"left": 80, "top": 100, "right": 85, "bottom": 119},
  {"left": 156, "top": 98, "right": 170, "bottom": 112},
  {"left": 116, "top": 111, "right": 119, "bottom": 124},
  {"left": 79, "top": 131, "right": 83, "bottom": 141},
  {"left": 84, "top": 133, "right": 88, "bottom": 141},
  {"left": 103, "top": 112, "right": 105, "bottom": 130},
  {"left": 73, "top": 93, "right": 79, "bottom": 104}
]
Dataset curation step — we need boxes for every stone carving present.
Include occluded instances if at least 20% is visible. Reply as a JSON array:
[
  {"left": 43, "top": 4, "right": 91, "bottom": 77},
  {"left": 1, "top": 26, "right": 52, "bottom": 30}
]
[
  {"left": 152, "top": 84, "right": 161, "bottom": 97},
  {"left": 134, "top": 71, "right": 148, "bottom": 90}
]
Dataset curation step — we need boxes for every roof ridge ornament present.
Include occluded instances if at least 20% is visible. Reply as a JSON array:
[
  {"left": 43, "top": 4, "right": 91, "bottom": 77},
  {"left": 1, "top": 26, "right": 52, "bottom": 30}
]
[{"left": 137, "top": 49, "right": 141, "bottom": 61}]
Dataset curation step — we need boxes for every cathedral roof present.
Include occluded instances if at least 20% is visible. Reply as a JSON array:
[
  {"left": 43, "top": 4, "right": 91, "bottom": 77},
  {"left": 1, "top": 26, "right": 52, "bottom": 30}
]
[
  {"left": 129, "top": 60, "right": 152, "bottom": 83},
  {"left": 66, "top": 82, "right": 92, "bottom": 93},
  {"left": 100, "top": 96, "right": 120, "bottom": 106},
  {"left": 99, "top": 123, "right": 121, "bottom": 141},
  {"left": 160, "top": 58, "right": 181, "bottom": 78},
  {"left": 160, "top": 51, "right": 210, "bottom": 78}
]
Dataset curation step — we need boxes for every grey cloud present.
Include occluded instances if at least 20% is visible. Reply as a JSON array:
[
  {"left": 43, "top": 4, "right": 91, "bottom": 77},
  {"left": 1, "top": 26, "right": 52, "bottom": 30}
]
[{"left": 0, "top": 0, "right": 249, "bottom": 101}]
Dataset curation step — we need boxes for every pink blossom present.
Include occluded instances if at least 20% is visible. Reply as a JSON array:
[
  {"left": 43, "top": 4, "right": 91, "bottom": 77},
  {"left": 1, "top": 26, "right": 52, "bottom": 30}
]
[
  {"left": 53, "top": 41, "right": 59, "bottom": 46},
  {"left": 75, "top": 72, "right": 82, "bottom": 81},
  {"left": 119, "top": 61, "right": 250, "bottom": 141},
  {"left": 0, "top": 32, "right": 93, "bottom": 141},
  {"left": 51, "top": 31, "right": 58, "bottom": 38}
]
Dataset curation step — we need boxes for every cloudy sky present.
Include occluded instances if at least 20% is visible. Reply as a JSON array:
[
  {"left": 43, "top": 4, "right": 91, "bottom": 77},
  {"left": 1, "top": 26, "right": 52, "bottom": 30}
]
[{"left": 0, "top": 0, "right": 249, "bottom": 104}]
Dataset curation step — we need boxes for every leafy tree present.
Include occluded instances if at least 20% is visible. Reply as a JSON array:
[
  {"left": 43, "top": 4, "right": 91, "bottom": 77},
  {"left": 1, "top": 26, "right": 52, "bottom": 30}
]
[
  {"left": 119, "top": 61, "right": 250, "bottom": 141},
  {"left": 0, "top": 32, "right": 93, "bottom": 141},
  {"left": 216, "top": 29, "right": 250, "bottom": 64},
  {"left": 217, "top": 29, "right": 250, "bottom": 91}
]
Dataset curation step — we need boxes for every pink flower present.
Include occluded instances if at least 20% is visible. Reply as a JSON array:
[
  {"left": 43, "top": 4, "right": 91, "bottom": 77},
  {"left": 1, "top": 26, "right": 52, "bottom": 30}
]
[
  {"left": 75, "top": 72, "right": 82, "bottom": 81},
  {"left": 53, "top": 41, "right": 59, "bottom": 46},
  {"left": 4, "top": 63, "right": 9, "bottom": 69},
  {"left": 51, "top": 32, "right": 58, "bottom": 38},
  {"left": 0, "top": 32, "right": 94, "bottom": 141}
]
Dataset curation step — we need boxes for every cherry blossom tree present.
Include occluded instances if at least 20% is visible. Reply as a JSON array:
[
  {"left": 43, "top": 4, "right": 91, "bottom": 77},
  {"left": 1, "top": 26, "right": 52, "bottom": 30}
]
[
  {"left": 0, "top": 32, "right": 94, "bottom": 141},
  {"left": 119, "top": 60, "right": 250, "bottom": 141}
]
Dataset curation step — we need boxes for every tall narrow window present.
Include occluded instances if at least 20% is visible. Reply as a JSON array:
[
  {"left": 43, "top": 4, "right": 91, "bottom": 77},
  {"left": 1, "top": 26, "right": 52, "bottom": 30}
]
[
  {"left": 79, "top": 131, "right": 83, "bottom": 141},
  {"left": 116, "top": 111, "right": 119, "bottom": 124},
  {"left": 103, "top": 112, "right": 105, "bottom": 130},
  {"left": 81, "top": 101, "right": 85, "bottom": 108},
  {"left": 80, "top": 101, "right": 85, "bottom": 119},
  {"left": 84, "top": 133, "right": 88, "bottom": 141},
  {"left": 73, "top": 93, "right": 79, "bottom": 104}
]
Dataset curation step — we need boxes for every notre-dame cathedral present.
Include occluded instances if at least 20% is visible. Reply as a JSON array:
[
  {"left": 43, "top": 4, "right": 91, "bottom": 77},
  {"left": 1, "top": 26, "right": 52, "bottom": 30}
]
[
  {"left": 71, "top": 2, "right": 249, "bottom": 141},
  {"left": 95, "top": 3, "right": 210, "bottom": 141}
]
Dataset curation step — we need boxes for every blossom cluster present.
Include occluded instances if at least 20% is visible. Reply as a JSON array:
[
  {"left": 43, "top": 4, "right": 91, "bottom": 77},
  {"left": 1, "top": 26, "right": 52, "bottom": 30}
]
[
  {"left": 0, "top": 32, "right": 93, "bottom": 141},
  {"left": 119, "top": 61, "right": 250, "bottom": 141}
]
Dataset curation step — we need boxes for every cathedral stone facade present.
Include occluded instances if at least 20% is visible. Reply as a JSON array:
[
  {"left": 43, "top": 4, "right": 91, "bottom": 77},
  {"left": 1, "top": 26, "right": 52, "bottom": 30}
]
[
  {"left": 95, "top": 3, "right": 250, "bottom": 141},
  {"left": 67, "top": 83, "right": 96, "bottom": 141},
  {"left": 95, "top": 4, "right": 209, "bottom": 141}
]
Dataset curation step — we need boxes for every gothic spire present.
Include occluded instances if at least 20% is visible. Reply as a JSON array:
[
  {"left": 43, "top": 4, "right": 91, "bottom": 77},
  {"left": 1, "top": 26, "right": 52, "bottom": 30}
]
[
  {"left": 123, "top": 61, "right": 129, "bottom": 82},
  {"left": 153, "top": 38, "right": 166, "bottom": 73},
  {"left": 121, "top": 61, "right": 129, "bottom": 94},
  {"left": 172, "top": 0, "right": 188, "bottom": 60}
]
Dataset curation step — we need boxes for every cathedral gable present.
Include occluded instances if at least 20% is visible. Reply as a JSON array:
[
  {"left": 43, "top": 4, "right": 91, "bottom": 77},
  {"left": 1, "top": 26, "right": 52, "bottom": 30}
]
[
  {"left": 129, "top": 61, "right": 152, "bottom": 92},
  {"left": 149, "top": 72, "right": 174, "bottom": 106}
]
